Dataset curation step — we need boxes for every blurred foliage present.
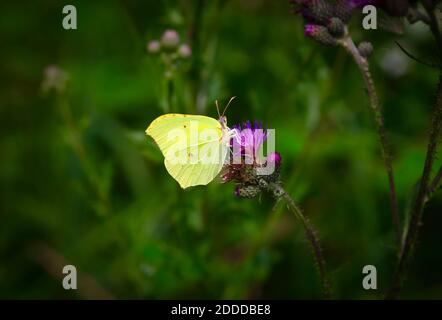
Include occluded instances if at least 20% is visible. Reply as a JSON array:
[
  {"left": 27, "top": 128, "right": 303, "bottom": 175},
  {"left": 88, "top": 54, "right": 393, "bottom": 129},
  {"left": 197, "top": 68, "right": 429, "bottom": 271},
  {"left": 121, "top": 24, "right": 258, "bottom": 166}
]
[{"left": 0, "top": 0, "right": 441, "bottom": 299}]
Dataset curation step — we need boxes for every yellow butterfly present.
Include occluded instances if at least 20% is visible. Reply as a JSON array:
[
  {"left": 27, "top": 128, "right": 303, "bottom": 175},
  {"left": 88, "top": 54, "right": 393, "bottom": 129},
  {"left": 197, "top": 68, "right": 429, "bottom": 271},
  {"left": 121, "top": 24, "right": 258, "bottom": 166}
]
[{"left": 146, "top": 97, "right": 237, "bottom": 189}]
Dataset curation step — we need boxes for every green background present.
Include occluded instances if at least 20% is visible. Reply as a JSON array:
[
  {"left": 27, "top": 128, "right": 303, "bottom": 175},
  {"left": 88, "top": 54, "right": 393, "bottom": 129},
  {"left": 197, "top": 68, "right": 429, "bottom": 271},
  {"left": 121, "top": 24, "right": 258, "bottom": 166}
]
[{"left": 1, "top": 0, "right": 441, "bottom": 299}]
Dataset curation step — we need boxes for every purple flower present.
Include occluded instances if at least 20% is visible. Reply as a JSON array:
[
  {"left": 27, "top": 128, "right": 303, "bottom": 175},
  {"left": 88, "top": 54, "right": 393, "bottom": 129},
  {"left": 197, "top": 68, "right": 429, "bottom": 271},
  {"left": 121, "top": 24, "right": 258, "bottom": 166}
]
[
  {"left": 304, "top": 23, "right": 338, "bottom": 45},
  {"left": 231, "top": 120, "right": 267, "bottom": 164},
  {"left": 221, "top": 120, "right": 268, "bottom": 184},
  {"left": 304, "top": 23, "right": 320, "bottom": 36},
  {"left": 348, "top": 0, "right": 378, "bottom": 8},
  {"left": 291, "top": 0, "right": 409, "bottom": 24},
  {"left": 221, "top": 120, "right": 283, "bottom": 198}
]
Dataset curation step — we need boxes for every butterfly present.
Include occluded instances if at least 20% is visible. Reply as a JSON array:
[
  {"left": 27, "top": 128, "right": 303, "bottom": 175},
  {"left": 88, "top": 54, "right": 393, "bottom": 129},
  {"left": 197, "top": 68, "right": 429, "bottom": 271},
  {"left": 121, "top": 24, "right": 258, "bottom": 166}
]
[{"left": 146, "top": 97, "right": 238, "bottom": 189}]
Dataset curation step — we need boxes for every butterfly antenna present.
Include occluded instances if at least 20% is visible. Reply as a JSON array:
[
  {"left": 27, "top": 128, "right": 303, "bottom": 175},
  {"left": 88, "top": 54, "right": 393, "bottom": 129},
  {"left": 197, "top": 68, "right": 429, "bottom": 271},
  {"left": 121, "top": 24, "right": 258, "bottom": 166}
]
[
  {"left": 215, "top": 100, "right": 221, "bottom": 118},
  {"left": 222, "top": 96, "right": 236, "bottom": 116}
]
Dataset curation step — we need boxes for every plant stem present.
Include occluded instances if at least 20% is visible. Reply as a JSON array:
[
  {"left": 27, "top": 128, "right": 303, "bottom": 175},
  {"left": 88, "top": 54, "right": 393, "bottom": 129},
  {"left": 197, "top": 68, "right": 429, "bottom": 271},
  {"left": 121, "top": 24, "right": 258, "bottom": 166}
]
[
  {"left": 423, "top": 4, "right": 442, "bottom": 57},
  {"left": 387, "top": 71, "right": 442, "bottom": 299},
  {"left": 166, "top": 76, "right": 174, "bottom": 112},
  {"left": 428, "top": 164, "right": 442, "bottom": 198},
  {"left": 56, "top": 93, "right": 109, "bottom": 215},
  {"left": 339, "top": 34, "right": 401, "bottom": 247},
  {"left": 188, "top": 0, "right": 205, "bottom": 113},
  {"left": 268, "top": 182, "right": 332, "bottom": 299},
  {"left": 386, "top": 6, "right": 442, "bottom": 298}
]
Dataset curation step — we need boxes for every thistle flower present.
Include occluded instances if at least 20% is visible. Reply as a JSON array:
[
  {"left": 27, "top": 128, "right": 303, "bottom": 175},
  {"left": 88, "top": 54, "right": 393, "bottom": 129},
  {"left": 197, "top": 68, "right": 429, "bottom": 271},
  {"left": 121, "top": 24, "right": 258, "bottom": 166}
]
[
  {"left": 147, "top": 40, "right": 161, "bottom": 54},
  {"left": 291, "top": 0, "right": 349, "bottom": 45},
  {"left": 222, "top": 121, "right": 283, "bottom": 199},
  {"left": 291, "top": 0, "right": 411, "bottom": 47},
  {"left": 290, "top": 0, "right": 402, "bottom": 245},
  {"left": 327, "top": 17, "right": 345, "bottom": 37},
  {"left": 147, "top": 29, "right": 192, "bottom": 61},
  {"left": 161, "top": 29, "right": 180, "bottom": 51},
  {"left": 231, "top": 120, "right": 267, "bottom": 163},
  {"left": 223, "top": 120, "right": 330, "bottom": 297},
  {"left": 178, "top": 43, "right": 192, "bottom": 59},
  {"left": 304, "top": 24, "right": 337, "bottom": 45},
  {"left": 291, "top": 0, "right": 332, "bottom": 24},
  {"left": 146, "top": 29, "right": 192, "bottom": 111}
]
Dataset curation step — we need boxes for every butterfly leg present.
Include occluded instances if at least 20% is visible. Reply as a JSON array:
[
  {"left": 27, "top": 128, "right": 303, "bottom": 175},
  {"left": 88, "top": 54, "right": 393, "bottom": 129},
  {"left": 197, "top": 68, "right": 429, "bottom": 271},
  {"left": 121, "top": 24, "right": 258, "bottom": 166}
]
[
  {"left": 227, "top": 128, "right": 242, "bottom": 145},
  {"left": 226, "top": 128, "right": 245, "bottom": 162}
]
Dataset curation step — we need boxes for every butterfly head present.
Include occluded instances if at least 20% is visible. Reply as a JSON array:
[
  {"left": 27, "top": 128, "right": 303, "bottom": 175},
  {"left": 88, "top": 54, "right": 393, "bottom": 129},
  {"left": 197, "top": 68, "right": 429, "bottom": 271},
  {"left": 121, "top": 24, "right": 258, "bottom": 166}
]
[
  {"left": 215, "top": 96, "right": 236, "bottom": 129},
  {"left": 219, "top": 116, "right": 228, "bottom": 129}
]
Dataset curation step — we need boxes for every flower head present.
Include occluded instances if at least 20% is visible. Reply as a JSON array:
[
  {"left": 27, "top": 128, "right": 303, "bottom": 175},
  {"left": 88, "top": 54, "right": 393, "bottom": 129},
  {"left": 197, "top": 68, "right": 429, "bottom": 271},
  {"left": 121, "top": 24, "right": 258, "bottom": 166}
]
[
  {"left": 222, "top": 120, "right": 283, "bottom": 198},
  {"left": 178, "top": 43, "right": 192, "bottom": 59},
  {"left": 290, "top": 0, "right": 410, "bottom": 46},
  {"left": 231, "top": 120, "right": 267, "bottom": 164},
  {"left": 147, "top": 40, "right": 161, "bottom": 54},
  {"left": 161, "top": 29, "right": 180, "bottom": 51},
  {"left": 147, "top": 30, "right": 192, "bottom": 65},
  {"left": 304, "top": 23, "right": 338, "bottom": 45},
  {"left": 41, "top": 65, "right": 69, "bottom": 93}
]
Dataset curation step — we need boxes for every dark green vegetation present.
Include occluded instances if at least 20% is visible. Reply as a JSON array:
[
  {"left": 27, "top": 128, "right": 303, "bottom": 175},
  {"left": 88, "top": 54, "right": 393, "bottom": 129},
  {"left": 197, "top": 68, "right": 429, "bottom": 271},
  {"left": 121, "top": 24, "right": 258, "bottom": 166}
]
[{"left": 1, "top": 1, "right": 441, "bottom": 299}]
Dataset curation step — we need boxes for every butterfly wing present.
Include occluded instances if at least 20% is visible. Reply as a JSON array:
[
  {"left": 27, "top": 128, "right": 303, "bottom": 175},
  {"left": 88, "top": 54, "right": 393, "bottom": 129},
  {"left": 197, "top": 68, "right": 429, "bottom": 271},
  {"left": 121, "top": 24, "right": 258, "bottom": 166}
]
[{"left": 146, "top": 114, "right": 229, "bottom": 188}]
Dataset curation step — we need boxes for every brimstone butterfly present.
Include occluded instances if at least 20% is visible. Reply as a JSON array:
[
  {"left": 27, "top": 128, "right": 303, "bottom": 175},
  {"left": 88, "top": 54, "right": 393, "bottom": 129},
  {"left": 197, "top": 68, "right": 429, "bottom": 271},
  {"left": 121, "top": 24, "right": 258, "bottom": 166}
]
[{"left": 146, "top": 97, "right": 237, "bottom": 189}]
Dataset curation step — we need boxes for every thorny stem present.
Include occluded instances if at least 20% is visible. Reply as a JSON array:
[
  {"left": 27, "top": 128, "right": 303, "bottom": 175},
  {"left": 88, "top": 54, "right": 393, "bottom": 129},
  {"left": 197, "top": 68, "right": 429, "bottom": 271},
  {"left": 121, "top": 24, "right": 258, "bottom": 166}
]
[
  {"left": 387, "top": 6, "right": 442, "bottom": 298},
  {"left": 161, "top": 52, "right": 175, "bottom": 113},
  {"left": 428, "top": 164, "right": 442, "bottom": 198},
  {"left": 387, "top": 66, "right": 442, "bottom": 299},
  {"left": 166, "top": 76, "right": 174, "bottom": 112},
  {"left": 268, "top": 182, "right": 332, "bottom": 299},
  {"left": 338, "top": 33, "right": 401, "bottom": 247}
]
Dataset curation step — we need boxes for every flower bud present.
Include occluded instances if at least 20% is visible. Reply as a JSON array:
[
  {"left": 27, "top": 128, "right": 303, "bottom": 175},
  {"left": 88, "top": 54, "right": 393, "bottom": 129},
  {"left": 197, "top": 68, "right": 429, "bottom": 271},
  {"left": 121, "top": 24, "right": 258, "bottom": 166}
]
[
  {"left": 358, "top": 41, "right": 373, "bottom": 58},
  {"left": 161, "top": 29, "right": 180, "bottom": 51},
  {"left": 310, "top": 0, "right": 336, "bottom": 25},
  {"left": 42, "top": 65, "right": 69, "bottom": 93},
  {"left": 147, "top": 40, "right": 161, "bottom": 54},
  {"left": 327, "top": 17, "right": 345, "bottom": 37},
  {"left": 304, "top": 24, "right": 337, "bottom": 46},
  {"left": 178, "top": 43, "right": 192, "bottom": 59},
  {"left": 333, "top": 0, "right": 352, "bottom": 23},
  {"left": 290, "top": 0, "right": 335, "bottom": 25},
  {"left": 266, "top": 151, "right": 282, "bottom": 167},
  {"left": 235, "top": 184, "right": 260, "bottom": 198}
]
